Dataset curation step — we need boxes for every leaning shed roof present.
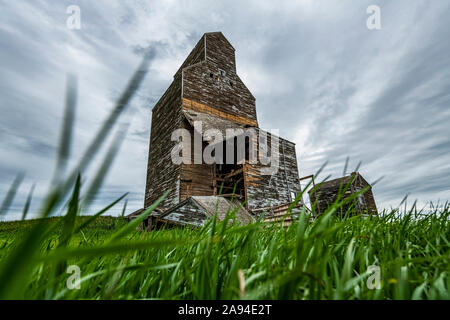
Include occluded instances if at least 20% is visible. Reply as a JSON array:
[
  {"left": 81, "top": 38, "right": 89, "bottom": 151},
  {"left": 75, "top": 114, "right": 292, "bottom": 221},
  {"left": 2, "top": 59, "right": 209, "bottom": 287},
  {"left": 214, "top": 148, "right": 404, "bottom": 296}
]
[
  {"left": 315, "top": 172, "right": 369, "bottom": 190},
  {"left": 158, "top": 196, "right": 254, "bottom": 227}
]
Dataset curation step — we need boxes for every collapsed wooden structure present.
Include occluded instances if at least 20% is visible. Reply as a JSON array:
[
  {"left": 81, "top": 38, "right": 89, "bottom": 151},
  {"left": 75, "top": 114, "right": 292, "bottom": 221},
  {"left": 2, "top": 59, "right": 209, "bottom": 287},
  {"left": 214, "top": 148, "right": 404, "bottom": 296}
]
[{"left": 135, "top": 196, "right": 254, "bottom": 230}]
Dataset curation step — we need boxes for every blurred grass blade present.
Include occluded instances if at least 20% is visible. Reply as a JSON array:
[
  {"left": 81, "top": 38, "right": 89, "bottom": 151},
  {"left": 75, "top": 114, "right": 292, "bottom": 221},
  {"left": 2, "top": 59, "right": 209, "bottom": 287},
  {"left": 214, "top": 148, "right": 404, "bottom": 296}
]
[
  {"left": 371, "top": 175, "right": 384, "bottom": 186},
  {"left": 314, "top": 161, "right": 328, "bottom": 178},
  {"left": 59, "top": 174, "right": 81, "bottom": 247},
  {"left": 121, "top": 199, "right": 128, "bottom": 220},
  {"left": 354, "top": 161, "right": 362, "bottom": 173},
  {"left": 0, "top": 173, "right": 24, "bottom": 217},
  {"left": 21, "top": 183, "right": 35, "bottom": 220},
  {"left": 82, "top": 124, "right": 129, "bottom": 209},
  {"left": 75, "top": 193, "right": 128, "bottom": 233},
  {"left": 39, "top": 239, "right": 187, "bottom": 263},
  {"left": 343, "top": 156, "right": 349, "bottom": 176},
  {"left": 37, "top": 53, "right": 152, "bottom": 221},
  {"left": 52, "top": 74, "right": 77, "bottom": 184},
  {"left": 0, "top": 216, "right": 50, "bottom": 298},
  {"left": 66, "top": 52, "right": 153, "bottom": 186},
  {"left": 108, "top": 190, "right": 169, "bottom": 242}
]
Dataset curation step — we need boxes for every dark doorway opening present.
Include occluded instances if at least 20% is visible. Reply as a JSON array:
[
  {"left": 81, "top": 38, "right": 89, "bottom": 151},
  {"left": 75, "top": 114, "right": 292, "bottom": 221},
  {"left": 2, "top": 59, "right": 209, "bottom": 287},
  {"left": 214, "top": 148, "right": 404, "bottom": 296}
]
[{"left": 213, "top": 136, "right": 247, "bottom": 202}]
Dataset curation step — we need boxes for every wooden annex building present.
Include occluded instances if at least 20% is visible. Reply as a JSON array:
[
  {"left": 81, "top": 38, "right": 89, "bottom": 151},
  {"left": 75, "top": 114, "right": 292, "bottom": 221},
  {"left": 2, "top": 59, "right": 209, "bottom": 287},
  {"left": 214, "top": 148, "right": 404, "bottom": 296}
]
[
  {"left": 308, "top": 172, "right": 378, "bottom": 217},
  {"left": 131, "top": 32, "right": 303, "bottom": 229}
]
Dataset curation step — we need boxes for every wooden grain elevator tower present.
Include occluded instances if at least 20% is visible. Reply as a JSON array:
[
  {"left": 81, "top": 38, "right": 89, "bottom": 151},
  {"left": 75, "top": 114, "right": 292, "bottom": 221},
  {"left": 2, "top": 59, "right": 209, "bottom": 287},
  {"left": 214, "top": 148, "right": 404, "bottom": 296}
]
[{"left": 143, "top": 32, "right": 302, "bottom": 221}]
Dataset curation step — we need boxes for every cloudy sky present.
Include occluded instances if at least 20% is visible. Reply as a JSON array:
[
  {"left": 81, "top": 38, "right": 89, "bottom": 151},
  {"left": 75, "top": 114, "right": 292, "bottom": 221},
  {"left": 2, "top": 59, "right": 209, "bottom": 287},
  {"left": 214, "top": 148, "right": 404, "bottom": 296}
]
[{"left": 0, "top": 0, "right": 449, "bottom": 220}]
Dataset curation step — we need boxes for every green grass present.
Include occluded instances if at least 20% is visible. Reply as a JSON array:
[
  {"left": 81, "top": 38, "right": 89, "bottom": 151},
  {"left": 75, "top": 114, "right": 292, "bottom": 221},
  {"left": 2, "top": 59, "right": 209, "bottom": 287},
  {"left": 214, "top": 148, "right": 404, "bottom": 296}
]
[
  {"left": 0, "top": 52, "right": 448, "bottom": 300},
  {"left": 0, "top": 204, "right": 449, "bottom": 300}
]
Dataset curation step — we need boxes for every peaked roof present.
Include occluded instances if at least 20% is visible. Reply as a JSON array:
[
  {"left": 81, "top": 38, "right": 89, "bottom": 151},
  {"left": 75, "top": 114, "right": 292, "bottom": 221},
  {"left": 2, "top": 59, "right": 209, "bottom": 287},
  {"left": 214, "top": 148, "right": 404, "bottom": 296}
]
[
  {"left": 204, "top": 31, "right": 235, "bottom": 50},
  {"left": 175, "top": 32, "right": 236, "bottom": 78},
  {"left": 313, "top": 172, "right": 369, "bottom": 190}
]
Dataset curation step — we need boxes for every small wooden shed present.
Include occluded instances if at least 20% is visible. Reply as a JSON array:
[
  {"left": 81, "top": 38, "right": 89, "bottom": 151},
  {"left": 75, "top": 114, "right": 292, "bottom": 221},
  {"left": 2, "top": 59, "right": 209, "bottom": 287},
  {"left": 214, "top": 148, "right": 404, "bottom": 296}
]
[{"left": 308, "top": 172, "right": 378, "bottom": 217}]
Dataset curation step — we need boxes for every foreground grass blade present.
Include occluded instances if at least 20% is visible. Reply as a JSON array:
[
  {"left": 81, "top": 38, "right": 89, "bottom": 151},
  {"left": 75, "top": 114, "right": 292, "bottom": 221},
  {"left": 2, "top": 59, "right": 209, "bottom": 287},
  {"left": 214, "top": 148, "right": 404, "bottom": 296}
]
[
  {"left": 82, "top": 124, "right": 129, "bottom": 209},
  {"left": 66, "top": 52, "right": 153, "bottom": 187},
  {"left": 59, "top": 174, "right": 81, "bottom": 248},
  {"left": 21, "top": 183, "right": 35, "bottom": 220},
  {"left": 108, "top": 190, "right": 169, "bottom": 242},
  {"left": 39, "top": 239, "right": 189, "bottom": 263},
  {"left": 0, "top": 173, "right": 24, "bottom": 217},
  {"left": 52, "top": 74, "right": 77, "bottom": 184},
  {"left": 74, "top": 193, "right": 128, "bottom": 233}
]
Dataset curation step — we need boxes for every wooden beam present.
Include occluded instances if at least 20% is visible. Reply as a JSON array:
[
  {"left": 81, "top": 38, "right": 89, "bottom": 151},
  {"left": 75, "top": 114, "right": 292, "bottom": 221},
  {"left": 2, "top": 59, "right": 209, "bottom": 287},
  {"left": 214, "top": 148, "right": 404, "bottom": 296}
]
[
  {"left": 243, "top": 164, "right": 248, "bottom": 209},
  {"left": 299, "top": 174, "right": 316, "bottom": 188},
  {"left": 182, "top": 98, "right": 258, "bottom": 127},
  {"left": 220, "top": 194, "right": 244, "bottom": 199},
  {"left": 224, "top": 168, "right": 244, "bottom": 179},
  {"left": 217, "top": 185, "right": 238, "bottom": 190}
]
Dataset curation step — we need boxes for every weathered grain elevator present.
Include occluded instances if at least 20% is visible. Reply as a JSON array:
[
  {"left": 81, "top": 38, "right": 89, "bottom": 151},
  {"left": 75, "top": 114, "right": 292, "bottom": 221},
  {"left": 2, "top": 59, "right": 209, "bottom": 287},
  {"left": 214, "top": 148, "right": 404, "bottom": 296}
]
[{"left": 140, "top": 32, "right": 302, "bottom": 227}]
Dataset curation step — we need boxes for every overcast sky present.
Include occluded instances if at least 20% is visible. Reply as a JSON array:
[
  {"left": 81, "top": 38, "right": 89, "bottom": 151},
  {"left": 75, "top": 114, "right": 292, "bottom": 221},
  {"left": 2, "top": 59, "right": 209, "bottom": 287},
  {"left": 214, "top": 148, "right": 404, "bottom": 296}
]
[{"left": 1, "top": 0, "right": 449, "bottom": 220}]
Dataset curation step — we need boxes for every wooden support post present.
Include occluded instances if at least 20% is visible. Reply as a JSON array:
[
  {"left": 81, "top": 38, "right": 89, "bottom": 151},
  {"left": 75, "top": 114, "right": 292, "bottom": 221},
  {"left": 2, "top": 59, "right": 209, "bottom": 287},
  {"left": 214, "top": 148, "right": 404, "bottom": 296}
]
[{"left": 243, "top": 164, "right": 248, "bottom": 209}]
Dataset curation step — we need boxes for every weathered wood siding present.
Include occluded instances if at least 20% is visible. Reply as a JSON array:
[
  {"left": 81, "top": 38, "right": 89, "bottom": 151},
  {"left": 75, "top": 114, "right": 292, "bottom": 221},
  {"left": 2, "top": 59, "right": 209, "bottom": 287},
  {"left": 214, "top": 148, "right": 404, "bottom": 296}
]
[
  {"left": 158, "top": 198, "right": 206, "bottom": 227},
  {"left": 144, "top": 77, "right": 183, "bottom": 209},
  {"left": 308, "top": 172, "right": 378, "bottom": 216},
  {"left": 179, "top": 120, "right": 215, "bottom": 201},
  {"left": 253, "top": 203, "right": 306, "bottom": 227},
  {"left": 182, "top": 33, "right": 257, "bottom": 124},
  {"left": 156, "top": 196, "right": 253, "bottom": 229},
  {"left": 205, "top": 32, "right": 236, "bottom": 75},
  {"left": 245, "top": 129, "right": 302, "bottom": 210},
  {"left": 358, "top": 175, "right": 378, "bottom": 215},
  {"left": 143, "top": 32, "right": 303, "bottom": 219}
]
